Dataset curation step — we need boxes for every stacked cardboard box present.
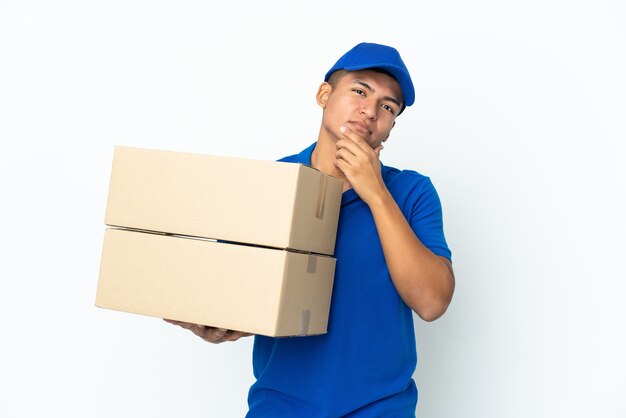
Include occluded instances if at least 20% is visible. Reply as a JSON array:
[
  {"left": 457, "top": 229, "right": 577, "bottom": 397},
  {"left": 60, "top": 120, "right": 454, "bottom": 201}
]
[{"left": 96, "top": 146, "right": 343, "bottom": 337}]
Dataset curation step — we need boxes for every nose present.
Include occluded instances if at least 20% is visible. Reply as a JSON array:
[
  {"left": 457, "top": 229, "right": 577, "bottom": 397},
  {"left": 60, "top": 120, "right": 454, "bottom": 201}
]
[{"left": 360, "top": 99, "right": 377, "bottom": 120}]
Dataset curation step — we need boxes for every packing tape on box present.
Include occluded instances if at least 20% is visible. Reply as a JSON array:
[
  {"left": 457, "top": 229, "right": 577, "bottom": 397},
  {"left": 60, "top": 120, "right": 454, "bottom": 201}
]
[
  {"left": 307, "top": 254, "right": 317, "bottom": 273},
  {"left": 315, "top": 174, "right": 327, "bottom": 219},
  {"left": 299, "top": 309, "right": 311, "bottom": 336}
]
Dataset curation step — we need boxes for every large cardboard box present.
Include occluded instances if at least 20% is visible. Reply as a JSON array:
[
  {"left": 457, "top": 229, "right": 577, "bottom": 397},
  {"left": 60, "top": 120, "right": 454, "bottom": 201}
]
[
  {"left": 96, "top": 228, "right": 336, "bottom": 337},
  {"left": 105, "top": 146, "right": 343, "bottom": 256}
]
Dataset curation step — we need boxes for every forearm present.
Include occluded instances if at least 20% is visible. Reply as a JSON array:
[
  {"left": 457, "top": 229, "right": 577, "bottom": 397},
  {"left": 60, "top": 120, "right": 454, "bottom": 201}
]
[{"left": 368, "top": 190, "right": 455, "bottom": 321}]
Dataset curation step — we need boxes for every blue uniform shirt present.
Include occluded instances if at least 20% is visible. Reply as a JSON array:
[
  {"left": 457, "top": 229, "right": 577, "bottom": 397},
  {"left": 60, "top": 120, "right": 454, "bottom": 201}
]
[{"left": 247, "top": 142, "right": 451, "bottom": 417}]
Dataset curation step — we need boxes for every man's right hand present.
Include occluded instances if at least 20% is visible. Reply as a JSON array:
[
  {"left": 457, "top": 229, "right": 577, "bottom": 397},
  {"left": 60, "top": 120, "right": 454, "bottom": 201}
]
[{"left": 163, "top": 319, "right": 253, "bottom": 344}]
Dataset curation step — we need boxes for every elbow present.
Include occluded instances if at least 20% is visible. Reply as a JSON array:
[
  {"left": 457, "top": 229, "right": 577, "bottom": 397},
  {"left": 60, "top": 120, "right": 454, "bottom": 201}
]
[
  {"left": 412, "top": 272, "right": 455, "bottom": 322},
  {"left": 414, "top": 299, "right": 450, "bottom": 322}
]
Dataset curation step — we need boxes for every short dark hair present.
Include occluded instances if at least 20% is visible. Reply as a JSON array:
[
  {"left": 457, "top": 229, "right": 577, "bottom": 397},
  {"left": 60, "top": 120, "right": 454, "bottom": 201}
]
[{"left": 326, "top": 69, "right": 348, "bottom": 88}]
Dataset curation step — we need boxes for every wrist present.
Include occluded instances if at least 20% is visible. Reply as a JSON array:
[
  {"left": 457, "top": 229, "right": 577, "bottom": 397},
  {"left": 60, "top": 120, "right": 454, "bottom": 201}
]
[{"left": 365, "top": 184, "right": 393, "bottom": 209}]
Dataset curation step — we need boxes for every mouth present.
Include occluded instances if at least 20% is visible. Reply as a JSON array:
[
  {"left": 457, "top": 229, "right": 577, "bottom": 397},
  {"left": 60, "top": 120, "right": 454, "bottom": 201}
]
[{"left": 348, "top": 121, "right": 372, "bottom": 136}]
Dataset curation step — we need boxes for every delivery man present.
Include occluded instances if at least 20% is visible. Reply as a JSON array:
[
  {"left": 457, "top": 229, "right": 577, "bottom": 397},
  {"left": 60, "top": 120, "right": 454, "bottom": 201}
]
[{"left": 166, "top": 42, "right": 455, "bottom": 417}]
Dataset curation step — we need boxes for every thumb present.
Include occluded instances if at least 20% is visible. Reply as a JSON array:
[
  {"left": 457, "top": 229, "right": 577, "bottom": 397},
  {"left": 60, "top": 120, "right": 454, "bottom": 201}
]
[{"left": 374, "top": 144, "right": 384, "bottom": 157}]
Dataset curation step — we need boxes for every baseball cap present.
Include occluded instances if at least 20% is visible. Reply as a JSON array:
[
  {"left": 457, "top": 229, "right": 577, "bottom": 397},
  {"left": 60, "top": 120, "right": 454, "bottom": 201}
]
[{"left": 324, "top": 42, "right": 415, "bottom": 113}]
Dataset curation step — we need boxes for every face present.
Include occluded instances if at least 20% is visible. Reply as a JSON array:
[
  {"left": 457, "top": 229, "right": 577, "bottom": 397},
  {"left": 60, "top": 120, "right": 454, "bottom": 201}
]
[{"left": 317, "top": 69, "right": 403, "bottom": 148}]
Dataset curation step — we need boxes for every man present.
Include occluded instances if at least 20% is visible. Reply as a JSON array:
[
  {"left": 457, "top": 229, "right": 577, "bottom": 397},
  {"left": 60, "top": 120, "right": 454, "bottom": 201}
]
[{"left": 167, "top": 42, "right": 454, "bottom": 417}]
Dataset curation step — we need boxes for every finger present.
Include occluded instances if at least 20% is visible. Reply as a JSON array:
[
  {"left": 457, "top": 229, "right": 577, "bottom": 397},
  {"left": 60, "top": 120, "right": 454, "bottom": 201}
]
[
  {"left": 335, "top": 147, "right": 357, "bottom": 166},
  {"left": 334, "top": 157, "right": 352, "bottom": 177},
  {"left": 185, "top": 324, "right": 206, "bottom": 336},
  {"left": 335, "top": 138, "right": 362, "bottom": 158},
  {"left": 179, "top": 322, "right": 202, "bottom": 331},
  {"left": 193, "top": 324, "right": 208, "bottom": 333},
  {"left": 210, "top": 328, "right": 249, "bottom": 344},
  {"left": 222, "top": 331, "right": 247, "bottom": 342},
  {"left": 163, "top": 319, "right": 249, "bottom": 343},
  {"left": 339, "top": 126, "right": 370, "bottom": 150},
  {"left": 202, "top": 327, "right": 228, "bottom": 342},
  {"left": 337, "top": 138, "right": 380, "bottom": 168}
]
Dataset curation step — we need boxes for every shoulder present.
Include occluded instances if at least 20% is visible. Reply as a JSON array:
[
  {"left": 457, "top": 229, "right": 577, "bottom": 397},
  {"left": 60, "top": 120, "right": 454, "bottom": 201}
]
[
  {"left": 277, "top": 153, "right": 299, "bottom": 163},
  {"left": 382, "top": 164, "right": 436, "bottom": 196},
  {"left": 382, "top": 164, "right": 445, "bottom": 220},
  {"left": 276, "top": 142, "right": 317, "bottom": 164}
]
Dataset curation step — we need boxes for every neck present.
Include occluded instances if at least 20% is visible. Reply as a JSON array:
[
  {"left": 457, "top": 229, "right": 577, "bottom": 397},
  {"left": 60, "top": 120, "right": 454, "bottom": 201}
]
[{"left": 311, "top": 135, "right": 351, "bottom": 191}]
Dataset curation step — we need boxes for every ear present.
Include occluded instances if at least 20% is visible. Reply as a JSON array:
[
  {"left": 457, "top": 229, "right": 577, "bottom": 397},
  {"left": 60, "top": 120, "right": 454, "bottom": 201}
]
[{"left": 316, "top": 82, "right": 332, "bottom": 108}]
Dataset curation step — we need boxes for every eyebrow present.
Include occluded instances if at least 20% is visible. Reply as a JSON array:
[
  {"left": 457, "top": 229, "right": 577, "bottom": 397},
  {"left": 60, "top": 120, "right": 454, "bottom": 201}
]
[{"left": 353, "top": 79, "right": 402, "bottom": 108}]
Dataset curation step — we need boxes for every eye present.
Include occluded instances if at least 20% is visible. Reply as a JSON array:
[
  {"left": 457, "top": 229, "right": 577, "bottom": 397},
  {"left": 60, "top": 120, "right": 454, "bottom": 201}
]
[
  {"left": 381, "top": 103, "right": 395, "bottom": 115},
  {"left": 353, "top": 89, "right": 366, "bottom": 96}
]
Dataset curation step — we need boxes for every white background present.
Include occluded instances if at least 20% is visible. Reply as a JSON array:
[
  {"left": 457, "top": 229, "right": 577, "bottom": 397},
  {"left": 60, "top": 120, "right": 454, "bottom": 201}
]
[{"left": 1, "top": 1, "right": 624, "bottom": 417}]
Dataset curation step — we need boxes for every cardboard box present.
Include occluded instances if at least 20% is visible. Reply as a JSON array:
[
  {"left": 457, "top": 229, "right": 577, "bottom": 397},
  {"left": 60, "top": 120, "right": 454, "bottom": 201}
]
[
  {"left": 96, "top": 228, "right": 336, "bottom": 337},
  {"left": 105, "top": 146, "right": 343, "bottom": 256}
]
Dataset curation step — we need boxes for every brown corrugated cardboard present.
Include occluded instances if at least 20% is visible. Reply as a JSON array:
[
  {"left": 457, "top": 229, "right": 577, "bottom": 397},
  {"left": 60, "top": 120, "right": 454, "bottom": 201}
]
[
  {"left": 104, "top": 146, "right": 343, "bottom": 256},
  {"left": 96, "top": 228, "right": 336, "bottom": 337}
]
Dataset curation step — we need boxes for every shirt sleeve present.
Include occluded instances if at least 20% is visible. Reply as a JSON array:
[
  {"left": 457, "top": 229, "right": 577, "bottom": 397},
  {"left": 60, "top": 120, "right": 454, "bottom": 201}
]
[{"left": 408, "top": 177, "right": 452, "bottom": 261}]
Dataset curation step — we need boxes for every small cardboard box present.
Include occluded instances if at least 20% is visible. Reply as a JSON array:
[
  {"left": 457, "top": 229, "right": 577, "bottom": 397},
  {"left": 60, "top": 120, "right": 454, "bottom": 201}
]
[
  {"left": 104, "top": 146, "right": 343, "bottom": 256},
  {"left": 96, "top": 228, "right": 336, "bottom": 337}
]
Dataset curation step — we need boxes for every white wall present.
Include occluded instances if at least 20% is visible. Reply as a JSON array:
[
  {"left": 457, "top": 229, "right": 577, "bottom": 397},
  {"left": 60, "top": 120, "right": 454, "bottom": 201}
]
[{"left": 1, "top": 1, "right": 624, "bottom": 417}]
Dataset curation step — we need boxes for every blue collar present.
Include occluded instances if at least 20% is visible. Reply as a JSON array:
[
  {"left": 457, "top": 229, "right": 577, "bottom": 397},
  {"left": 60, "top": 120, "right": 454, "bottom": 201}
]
[{"left": 290, "top": 142, "right": 317, "bottom": 165}]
